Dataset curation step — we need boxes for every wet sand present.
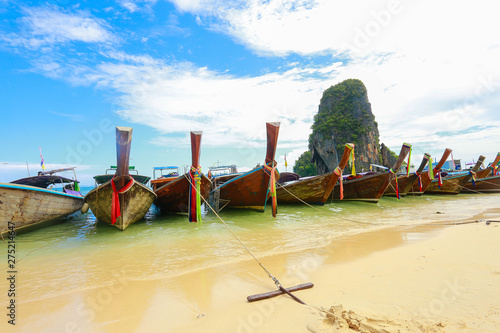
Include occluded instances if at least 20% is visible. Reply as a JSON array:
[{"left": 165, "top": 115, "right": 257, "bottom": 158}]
[{"left": 2, "top": 204, "right": 500, "bottom": 332}]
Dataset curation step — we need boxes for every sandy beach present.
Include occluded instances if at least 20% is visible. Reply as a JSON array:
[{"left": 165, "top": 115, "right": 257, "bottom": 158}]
[
  {"left": 174, "top": 212, "right": 500, "bottom": 333},
  {"left": 2, "top": 201, "right": 500, "bottom": 332}
]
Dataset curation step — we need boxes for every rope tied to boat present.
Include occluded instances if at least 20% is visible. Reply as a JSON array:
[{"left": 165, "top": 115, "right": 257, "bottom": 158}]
[
  {"left": 188, "top": 166, "right": 202, "bottom": 222},
  {"left": 110, "top": 176, "right": 135, "bottom": 225},
  {"left": 183, "top": 174, "right": 308, "bottom": 305}
]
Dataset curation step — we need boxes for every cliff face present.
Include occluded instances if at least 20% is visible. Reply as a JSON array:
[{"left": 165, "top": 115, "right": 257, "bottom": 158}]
[{"left": 309, "top": 79, "right": 381, "bottom": 174}]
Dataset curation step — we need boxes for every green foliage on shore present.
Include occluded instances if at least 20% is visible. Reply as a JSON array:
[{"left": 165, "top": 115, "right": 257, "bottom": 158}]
[
  {"left": 293, "top": 151, "right": 316, "bottom": 177},
  {"left": 310, "top": 79, "right": 376, "bottom": 154}
]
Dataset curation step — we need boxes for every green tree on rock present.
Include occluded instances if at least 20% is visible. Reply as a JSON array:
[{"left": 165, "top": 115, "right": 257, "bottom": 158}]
[{"left": 293, "top": 151, "right": 316, "bottom": 177}]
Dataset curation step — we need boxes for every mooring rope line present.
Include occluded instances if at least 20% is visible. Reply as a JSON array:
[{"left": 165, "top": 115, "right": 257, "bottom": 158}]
[
  {"left": 275, "top": 176, "right": 500, "bottom": 228},
  {"left": 183, "top": 174, "right": 302, "bottom": 302},
  {"left": 457, "top": 178, "right": 500, "bottom": 194},
  {"left": 274, "top": 181, "right": 322, "bottom": 211}
]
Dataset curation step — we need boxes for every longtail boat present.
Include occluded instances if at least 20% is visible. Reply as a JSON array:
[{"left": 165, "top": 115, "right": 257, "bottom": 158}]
[
  {"left": 276, "top": 143, "right": 354, "bottom": 204},
  {"left": 152, "top": 131, "right": 211, "bottom": 221},
  {"left": 93, "top": 166, "right": 150, "bottom": 186},
  {"left": 461, "top": 153, "right": 500, "bottom": 193},
  {"left": 426, "top": 155, "right": 485, "bottom": 195},
  {"left": 329, "top": 143, "right": 412, "bottom": 203},
  {"left": 407, "top": 148, "right": 452, "bottom": 196},
  {"left": 84, "top": 127, "right": 156, "bottom": 230},
  {"left": 473, "top": 152, "right": 500, "bottom": 179},
  {"left": 210, "top": 122, "right": 280, "bottom": 215},
  {"left": 1, "top": 168, "right": 83, "bottom": 236},
  {"left": 384, "top": 153, "right": 431, "bottom": 197}
]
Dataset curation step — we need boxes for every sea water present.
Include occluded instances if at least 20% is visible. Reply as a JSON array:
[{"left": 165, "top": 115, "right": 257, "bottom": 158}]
[{"left": 3, "top": 188, "right": 499, "bottom": 306}]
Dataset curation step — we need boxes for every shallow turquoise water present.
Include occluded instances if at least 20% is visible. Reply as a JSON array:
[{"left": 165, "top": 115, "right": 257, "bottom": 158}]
[{"left": 9, "top": 191, "right": 499, "bottom": 275}]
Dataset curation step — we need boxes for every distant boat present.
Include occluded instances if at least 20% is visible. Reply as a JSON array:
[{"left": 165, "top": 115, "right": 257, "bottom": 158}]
[
  {"left": 384, "top": 153, "right": 431, "bottom": 197},
  {"left": 461, "top": 153, "right": 500, "bottom": 193},
  {"left": 210, "top": 122, "right": 280, "bottom": 215},
  {"left": 208, "top": 164, "right": 242, "bottom": 188},
  {"left": 329, "top": 143, "right": 412, "bottom": 203},
  {"left": 276, "top": 143, "right": 354, "bottom": 205},
  {"left": 0, "top": 168, "right": 84, "bottom": 236},
  {"left": 426, "top": 155, "right": 485, "bottom": 195},
  {"left": 407, "top": 148, "right": 452, "bottom": 196},
  {"left": 152, "top": 131, "right": 211, "bottom": 221},
  {"left": 84, "top": 127, "right": 156, "bottom": 230},
  {"left": 473, "top": 152, "right": 500, "bottom": 179},
  {"left": 93, "top": 166, "right": 150, "bottom": 186}
]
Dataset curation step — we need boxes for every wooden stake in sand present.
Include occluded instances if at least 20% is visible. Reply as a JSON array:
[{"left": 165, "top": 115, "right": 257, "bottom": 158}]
[{"left": 247, "top": 283, "right": 314, "bottom": 303}]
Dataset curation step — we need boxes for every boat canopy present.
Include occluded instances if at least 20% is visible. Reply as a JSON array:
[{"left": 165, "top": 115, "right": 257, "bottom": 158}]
[
  {"left": 209, "top": 165, "right": 238, "bottom": 176},
  {"left": 105, "top": 166, "right": 139, "bottom": 175},
  {"left": 153, "top": 166, "right": 179, "bottom": 170},
  {"left": 153, "top": 166, "right": 180, "bottom": 180},
  {"left": 11, "top": 168, "right": 79, "bottom": 189}
]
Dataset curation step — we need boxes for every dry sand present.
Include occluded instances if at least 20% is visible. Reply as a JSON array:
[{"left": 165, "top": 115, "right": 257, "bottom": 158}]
[
  {"left": 3, "top": 209, "right": 500, "bottom": 332},
  {"left": 172, "top": 210, "right": 500, "bottom": 333}
]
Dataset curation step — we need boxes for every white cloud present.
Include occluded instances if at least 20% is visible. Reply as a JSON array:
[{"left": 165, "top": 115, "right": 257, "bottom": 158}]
[
  {"left": 116, "top": 0, "right": 157, "bottom": 13},
  {"left": 1, "top": 6, "right": 117, "bottom": 51},
  {"left": 4, "top": 1, "right": 500, "bottom": 167}
]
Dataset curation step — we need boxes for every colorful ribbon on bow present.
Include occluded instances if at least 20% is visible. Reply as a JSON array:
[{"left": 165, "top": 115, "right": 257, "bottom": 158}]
[
  {"left": 469, "top": 170, "right": 476, "bottom": 187},
  {"left": 415, "top": 172, "right": 422, "bottom": 191},
  {"left": 389, "top": 168, "right": 400, "bottom": 200},
  {"left": 406, "top": 146, "right": 412, "bottom": 177},
  {"left": 437, "top": 170, "right": 443, "bottom": 188},
  {"left": 263, "top": 164, "right": 278, "bottom": 217},
  {"left": 334, "top": 167, "right": 343, "bottom": 200},
  {"left": 188, "top": 166, "right": 202, "bottom": 222},
  {"left": 111, "top": 176, "right": 135, "bottom": 225},
  {"left": 348, "top": 149, "right": 356, "bottom": 176},
  {"left": 269, "top": 165, "right": 277, "bottom": 217},
  {"left": 428, "top": 158, "right": 434, "bottom": 180}
]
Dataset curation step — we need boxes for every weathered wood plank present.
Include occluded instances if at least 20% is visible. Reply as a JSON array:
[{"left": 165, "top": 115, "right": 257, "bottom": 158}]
[{"left": 247, "top": 283, "right": 314, "bottom": 302}]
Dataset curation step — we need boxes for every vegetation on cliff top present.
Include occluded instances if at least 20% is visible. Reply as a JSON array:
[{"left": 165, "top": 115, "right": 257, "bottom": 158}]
[{"left": 310, "top": 78, "right": 378, "bottom": 157}]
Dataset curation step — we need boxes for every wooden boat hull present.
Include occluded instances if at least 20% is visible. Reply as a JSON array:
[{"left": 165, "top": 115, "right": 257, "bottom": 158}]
[
  {"left": 0, "top": 183, "right": 83, "bottom": 236},
  {"left": 84, "top": 181, "right": 156, "bottom": 230},
  {"left": 154, "top": 174, "right": 211, "bottom": 213},
  {"left": 384, "top": 173, "right": 418, "bottom": 197},
  {"left": 461, "top": 175, "right": 500, "bottom": 193},
  {"left": 409, "top": 148, "right": 453, "bottom": 196},
  {"left": 329, "top": 173, "right": 392, "bottom": 203},
  {"left": 276, "top": 171, "right": 339, "bottom": 204},
  {"left": 427, "top": 155, "right": 485, "bottom": 195},
  {"left": 408, "top": 172, "right": 434, "bottom": 195},
  {"left": 211, "top": 167, "right": 279, "bottom": 211},
  {"left": 425, "top": 173, "right": 471, "bottom": 195}
]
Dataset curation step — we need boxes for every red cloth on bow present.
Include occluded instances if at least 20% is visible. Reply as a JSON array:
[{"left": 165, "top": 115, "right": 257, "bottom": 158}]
[{"left": 111, "top": 176, "right": 135, "bottom": 225}]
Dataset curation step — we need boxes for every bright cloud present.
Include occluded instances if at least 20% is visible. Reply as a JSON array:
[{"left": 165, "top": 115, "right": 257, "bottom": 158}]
[
  {"left": 2, "top": 1, "right": 499, "bottom": 168},
  {"left": 117, "top": 0, "right": 157, "bottom": 13},
  {"left": 95, "top": 61, "right": 335, "bottom": 147},
  {"left": 2, "top": 5, "right": 116, "bottom": 51}
]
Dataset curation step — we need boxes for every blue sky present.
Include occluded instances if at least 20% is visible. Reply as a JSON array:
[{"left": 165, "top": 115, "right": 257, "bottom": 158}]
[{"left": 1, "top": 0, "right": 499, "bottom": 185}]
